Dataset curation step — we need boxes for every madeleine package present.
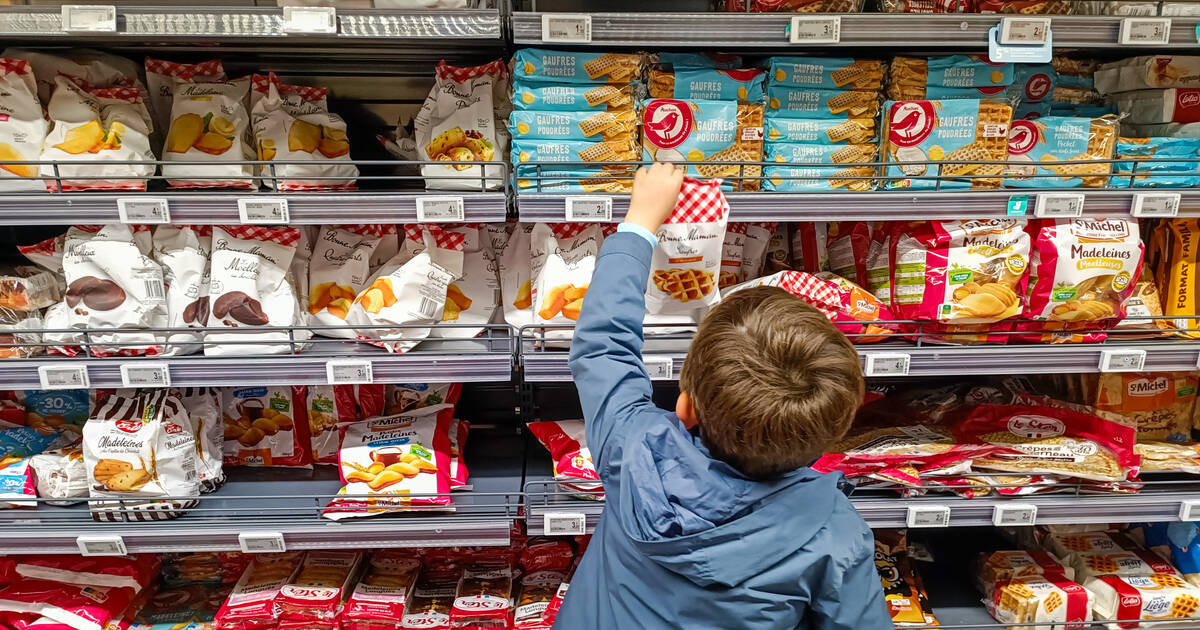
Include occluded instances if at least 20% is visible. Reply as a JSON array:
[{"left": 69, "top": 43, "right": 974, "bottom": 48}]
[
  {"left": 0, "top": 59, "right": 48, "bottom": 192},
  {"left": 161, "top": 77, "right": 254, "bottom": 189},
  {"left": 206, "top": 226, "right": 304, "bottom": 356},
  {"left": 82, "top": 389, "right": 200, "bottom": 521},
  {"left": 1025, "top": 218, "right": 1144, "bottom": 322},
  {"left": 530, "top": 223, "right": 601, "bottom": 326},
  {"left": 324, "top": 405, "right": 455, "bottom": 520},
  {"left": 250, "top": 73, "right": 358, "bottom": 191},
  {"left": 221, "top": 385, "right": 311, "bottom": 468},
  {"left": 415, "top": 60, "right": 507, "bottom": 191},
  {"left": 307, "top": 225, "right": 384, "bottom": 337}
]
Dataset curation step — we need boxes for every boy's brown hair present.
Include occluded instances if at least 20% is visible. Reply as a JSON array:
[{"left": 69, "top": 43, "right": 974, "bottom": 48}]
[{"left": 678, "top": 286, "right": 864, "bottom": 480}]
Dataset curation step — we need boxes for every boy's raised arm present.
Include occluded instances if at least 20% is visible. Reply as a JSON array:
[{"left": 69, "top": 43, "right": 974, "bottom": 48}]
[{"left": 567, "top": 164, "right": 684, "bottom": 475}]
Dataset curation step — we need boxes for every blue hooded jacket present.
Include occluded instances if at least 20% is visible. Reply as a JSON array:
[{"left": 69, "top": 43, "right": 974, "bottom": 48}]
[{"left": 558, "top": 231, "right": 891, "bottom": 630}]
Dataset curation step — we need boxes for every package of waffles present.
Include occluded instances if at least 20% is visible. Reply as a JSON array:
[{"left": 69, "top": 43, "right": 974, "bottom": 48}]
[
  {"left": 509, "top": 109, "right": 637, "bottom": 142},
  {"left": 765, "top": 117, "right": 877, "bottom": 144},
  {"left": 739, "top": 222, "right": 777, "bottom": 282},
  {"left": 1084, "top": 574, "right": 1200, "bottom": 628},
  {"left": 1045, "top": 532, "right": 1131, "bottom": 566},
  {"left": 512, "top": 80, "right": 634, "bottom": 112},
  {"left": 1005, "top": 116, "right": 1119, "bottom": 188},
  {"left": 641, "top": 100, "right": 763, "bottom": 192},
  {"left": 890, "top": 55, "right": 1015, "bottom": 90},
  {"left": 648, "top": 67, "right": 766, "bottom": 103},
  {"left": 882, "top": 99, "right": 1013, "bottom": 190},
  {"left": 766, "top": 86, "right": 881, "bottom": 120},
  {"left": 1073, "top": 549, "right": 1180, "bottom": 582},
  {"left": 988, "top": 576, "right": 1092, "bottom": 630},
  {"left": 511, "top": 49, "right": 641, "bottom": 84},
  {"left": 719, "top": 223, "right": 747, "bottom": 290},
  {"left": 768, "top": 57, "right": 885, "bottom": 90},
  {"left": 980, "top": 551, "right": 1074, "bottom": 594},
  {"left": 646, "top": 178, "right": 730, "bottom": 315},
  {"left": 1024, "top": 219, "right": 1144, "bottom": 323},
  {"left": 953, "top": 404, "right": 1140, "bottom": 482},
  {"left": 762, "top": 143, "right": 878, "bottom": 192}
]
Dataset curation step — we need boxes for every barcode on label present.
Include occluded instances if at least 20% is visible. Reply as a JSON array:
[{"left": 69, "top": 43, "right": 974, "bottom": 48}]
[
  {"left": 144, "top": 279, "right": 165, "bottom": 302},
  {"left": 121, "top": 363, "right": 170, "bottom": 388},
  {"left": 239, "top": 531, "right": 286, "bottom": 553},
  {"left": 864, "top": 353, "right": 910, "bottom": 377},
  {"left": 906, "top": 505, "right": 950, "bottom": 528},
  {"left": 1120, "top": 17, "right": 1171, "bottom": 44},
  {"left": 541, "top": 13, "right": 591, "bottom": 43},
  {"left": 789, "top": 16, "right": 840, "bottom": 44},
  {"left": 644, "top": 356, "right": 674, "bottom": 381},
  {"left": 417, "top": 297, "right": 440, "bottom": 319},
  {"left": 1100, "top": 348, "right": 1146, "bottom": 372},
  {"left": 77, "top": 535, "right": 126, "bottom": 556},
  {"left": 38, "top": 365, "right": 89, "bottom": 390},
  {"left": 61, "top": 5, "right": 116, "bottom": 32},
  {"left": 543, "top": 512, "right": 587, "bottom": 536}
]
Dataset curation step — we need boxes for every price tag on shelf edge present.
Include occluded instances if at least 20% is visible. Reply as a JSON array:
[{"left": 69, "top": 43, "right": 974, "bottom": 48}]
[
  {"left": 77, "top": 535, "right": 126, "bottom": 557},
  {"left": 644, "top": 355, "right": 674, "bottom": 381},
  {"left": 1034, "top": 193, "right": 1084, "bottom": 218},
  {"left": 38, "top": 365, "right": 89, "bottom": 390},
  {"left": 906, "top": 505, "right": 951, "bottom": 528},
  {"left": 117, "top": 198, "right": 170, "bottom": 224},
  {"left": 565, "top": 196, "right": 613, "bottom": 222},
  {"left": 541, "top": 13, "right": 591, "bottom": 43},
  {"left": 60, "top": 5, "right": 116, "bottom": 32},
  {"left": 415, "top": 196, "right": 465, "bottom": 223},
  {"left": 1120, "top": 17, "right": 1171, "bottom": 45},
  {"left": 120, "top": 362, "right": 170, "bottom": 388},
  {"left": 1099, "top": 348, "right": 1146, "bottom": 372},
  {"left": 864, "top": 352, "right": 910, "bottom": 377},
  {"left": 543, "top": 512, "right": 587, "bottom": 536},
  {"left": 282, "top": 6, "right": 337, "bottom": 34},
  {"left": 993, "top": 503, "right": 1038, "bottom": 527},
  {"left": 326, "top": 360, "right": 373, "bottom": 385},
  {"left": 1131, "top": 192, "right": 1181, "bottom": 218},
  {"left": 1181, "top": 500, "right": 1200, "bottom": 521},
  {"left": 789, "top": 16, "right": 841, "bottom": 44},
  {"left": 999, "top": 16, "right": 1051, "bottom": 45},
  {"left": 238, "top": 198, "right": 289, "bottom": 225},
  {"left": 239, "top": 531, "right": 287, "bottom": 553}
]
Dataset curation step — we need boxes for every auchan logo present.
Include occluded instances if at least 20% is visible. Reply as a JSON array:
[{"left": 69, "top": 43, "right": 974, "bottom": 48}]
[
  {"left": 115, "top": 419, "right": 142, "bottom": 433},
  {"left": 1006, "top": 414, "right": 1065, "bottom": 439},
  {"left": 887, "top": 101, "right": 935, "bottom": 148},
  {"left": 643, "top": 100, "right": 694, "bottom": 150},
  {"left": 1007, "top": 120, "right": 1040, "bottom": 156}
]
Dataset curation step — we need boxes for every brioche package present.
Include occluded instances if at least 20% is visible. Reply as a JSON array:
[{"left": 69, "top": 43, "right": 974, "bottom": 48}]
[
  {"left": 0, "top": 59, "right": 47, "bottom": 192},
  {"left": 646, "top": 178, "right": 731, "bottom": 315},
  {"left": 161, "top": 77, "right": 254, "bottom": 189},
  {"left": 250, "top": 73, "right": 358, "bottom": 191},
  {"left": 213, "top": 552, "right": 303, "bottom": 630},
  {"left": 1024, "top": 219, "right": 1144, "bottom": 323},
  {"left": 415, "top": 60, "right": 507, "bottom": 191},
  {"left": 890, "top": 219, "right": 1030, "bottom": 324},
  {"left": 221, "top": 386, "right": 311, "bottom": 468},
  {"left": 530, "top": 223, "right": 600, "bottom": 327},
  {"left": 1005, "top": 116, "right": 1119, "bottom": 188},
  {"left": 81, "top": 389, "right": 200, "bottom": 521},
  {"left": 307, "top": 225, "right": 384, "bottom": 337},
  {"left": 883, "top": 98, "right": 1013, "bottom": 190},
  {"left": 206, "top": 226, "right": 304, "bottom": 356},
  {"left": 40, "top": 76, "right": 155, "bottom": 191},
  {"left": 324, "top": 405, "right": 455, "bottom": 520},
  {"left": 152, "top": 225, "right": 212, "bottom": 356}
]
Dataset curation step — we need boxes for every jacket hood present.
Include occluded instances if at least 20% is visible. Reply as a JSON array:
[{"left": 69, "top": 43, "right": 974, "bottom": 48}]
[{"left": 616, "top": 413, "right": 847, "bottom": 588}]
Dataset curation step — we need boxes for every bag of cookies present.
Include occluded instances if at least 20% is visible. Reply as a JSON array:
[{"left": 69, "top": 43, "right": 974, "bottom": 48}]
[
  {"left": 152, "top": 225, "right": 212, "bottom": 357},
  {"left": 0, "top": 58, "right": 48, "bottom": 192},
  {"left": 221, "top": 386, "right": 310, "bottom": 469},
  {"left": 324, "top": 405, "right": 454, "bottom": 519},
  {"left": 307, "top": 225, "right": 384, "bottom": 338},
  {"left": 530, "top": 223, "right": 601, "bottom": 328},
  {"left": 415, "top": 60, "right": 507, "bottom": 191},
  {"left": 727, "top": 270, "right": 900, "bottom": 343},
  {"left": 0, "top": 580, "right": 137, "bottom": 630},
  {"left": 527, "top": 419, "right": 603, "bottom": 500},
  {"left": 82, "top": 389, "right": 200, "bottom": 521},
  {"left": 161, "top": 78, "right": 254, "bottom": 189},
  {"left": 206, "top": 226, "right": 304, "bottom": 356},
  {"left": 1084, "top": 574, "right": 1200, "bottom": 627},
  {"left": 1024, "top": 218, "right": 1144, "bottom": 323},
  {"left": 646, "top": 178, "right": 730, "bottom": 315},
  {"left": 1094, "top": 372, "right": 1197, "bottom": 443},
  {"left": 250, "top": 73, "right": 358, "bottom": 191},
  {"left": 341, "top": 554, "right": 420, "bottom": 630},
  {"left": 214, "top": 552, "right": 304, "bottom": 630},
  {"left": 428, "top": 223, "right": 500, "bottom": 340}
]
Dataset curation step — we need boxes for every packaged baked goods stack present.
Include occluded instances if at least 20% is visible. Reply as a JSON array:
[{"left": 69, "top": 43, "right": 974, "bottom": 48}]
[
  {"left": 882, "top": 99, "right": 1014, "bottom": 190},
  {"left": 1112, "top": 136, "right": 1200, "bottom": 187},
  {"left": 1004, "top": 115, "right": 1120, "bottom": 189},
  {"left": 761, "top": 57, "right": 884, "bottom": 192},
  {"left": 1008, "top": 63, "right": 1057, "bottom": 120},
  {"left": 1049, "top": 57, "right": 1112, "bottom": 118},
  {"left": 510, "top": 48, "right": 641, "bottom": 194},
  {"left": 874, "top": 530, "right": 940, "bottom": 627},
  {"left": 978, "top": 548, "right": 1094, "bottom": 629},
  {"left": 876, "top": 0, "right": 965, "bottom": 12},
  {"left": 721, "top": 0, "right": 865, "bottom": 11},
  {"left": 887, "top": 55, "right": 1016, "bottom": 102},
  {"left": 1098, "top": 56, "right": 1200, "bottom": 147},
  {"left": 643, "top": 53, "right": 765, "bottom": 191}
]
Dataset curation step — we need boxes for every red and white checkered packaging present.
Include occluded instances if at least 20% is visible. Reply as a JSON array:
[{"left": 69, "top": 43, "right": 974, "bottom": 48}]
[
  {"left": 160, "top": 76, "right": 254, "bottom": 189},
  {"left": 527, "top": 420, "right": 603, "bottom": 500},
  {"left": 723, "top": 270, "right": 901, "bottom": 343},
  {"left": 249, "top": 73, "right": 358, "bottom": 192},
  {"left": 1084, "top": 574, "right": 1200, "bottom": 629},
  {"left": 813, "top": 423, "right": 1008, "bottom": 484},
  {"left": 206, "top": 226, "right": 303, "bottom": 357},
  {"left": 276, "top": 551, "right": 362, "bottom": 627},
  {"left": 341, "top": 554, "right": 420, "bottom": 630},
  {"left": 308, "top": 226, "right": 385, "bottom": 338},
  {"left": 449, "top": 567, "right": 512, "bottom": 628},
  {"left": 0, "top": 57, "right": 48, "bottom": 193},
  {"left": 979, "top": 551, "right": 1075, "bottom": 594},
  {"left": 646, "top": 177, "right": 730, "bottom": 315},
  {"left": 214, "top": 552, "right": 304, "bottom": 630},
  {"left": 0, "top": 580, "right": 136, "bottom": 630},
  {"left": 143, "top": 58, "right": 225, "bottom": 141}
]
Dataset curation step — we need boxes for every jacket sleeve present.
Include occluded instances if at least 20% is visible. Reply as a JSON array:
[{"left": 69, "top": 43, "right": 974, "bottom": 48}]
[
  {"left": 808, "top": 525, "right": 893, "bottom": 630},
  {"left": 567, "top": 231, "right": 660, "bottom": 481}
]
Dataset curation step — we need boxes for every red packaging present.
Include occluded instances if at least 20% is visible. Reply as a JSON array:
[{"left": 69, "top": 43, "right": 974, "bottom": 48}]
[
  {"left": 725, "top": 270, "right": 901, "bottom": 343},
  {"left": 12, "top": 555, "right": 157, "bottom": 593},
  {"left": 384, "top": 384, "right": 462, "bottom": 415},
  {"left": 213, "top": 552, "right": 304, "bottom": 630},
  {"left": 449, "top": 567, "right": 512, "bottom": 628},
  {"left": 520, "top": 539, "right": 574, "bottom": 575},
  {"left": 0, "top": 580, "right": 135, "bottom": 630},
  {"left": 276, "top": 551, "right": 362, "bottom": 626},
  {"left": 400, "top": 579, "right": 457, "bottom": 630},
  {"left": 789, "top": 223, "right": 828, "bottom": 273},
  {"left": 309, "top": 384, "right": 386, "bottom": 464},
  {"left": 449, "top": 418, "right": 470, "bottom": 489},
  {"left": 826, "top": 221, "right": 871, "bottom": 288},
  {"left": 342, "top": 554, "right": 420, "bottom": 630},
  {"left": 527, "top": 420, "right": 602, "bottom": 499}
]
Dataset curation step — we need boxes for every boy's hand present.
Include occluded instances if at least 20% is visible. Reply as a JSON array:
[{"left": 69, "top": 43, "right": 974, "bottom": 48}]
[{"left": 624, "top": 163, "right": 684, "bottom": 235}]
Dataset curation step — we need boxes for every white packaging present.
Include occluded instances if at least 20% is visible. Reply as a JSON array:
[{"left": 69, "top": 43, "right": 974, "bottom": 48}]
[
  {"left": 1096, "top": 56, "right": 1200, "bottom": 95},
  {"left": 289, "top": 226, "right": 316, "bottom": 352},
  {"left": 646, "top": 178, "right": 730, "bottom": 315},
  {"left": 414, "top": 60, "right": 507, "bottom": 191},
  {"left": 161, "top": 79, "right": 254, "bottom": 189},
  {"left": 250, "top": 73, "right": 358, "bottom": 191},
  {"left": 81, "top": 389, "right": 199, "bottom": 521},
  {"left": 1113, "top": 88, "right": 1200, "bottom": 125},
  {"left": 429, "top": 224, "right": 500, "bottom": 339},
  {"left": 739, "top": 221, "right": 775, "bottom": 283},
  {"left": 152, "top": 225, "right": 211, "bottom": 356},
  {"left": 719, "top": 222, "right": 747, "bottom": 290},
  {"left": 530, "top": 223, "right": 601, "bottom": 327},
  {"left": 63, "top": 224, "right": 168, "bottom": 357},
  {"left": 0, "top": 457, "right": 35, "bottom": 508},
  {"left": 349, "top": 225, "right": 464, "bottom": 353},
  {"left": 175, "top": 386, "right": 225, "bottom": 493},
  {"left": 40, "top": 76, "right": 155, "bottom": 191},
  {"left": 1084, "top": 574, "right": 1200, "bottom": 628},
  {"left": 28, "top": 448, "right": 87, "bottom": 506},
  {"left": 497, "top": 222, "right": 535, "bottom": 330},
  {"left": 144, "top": 58, "right": 226, "bottom": 148},
  {"left": 2, "top": 48, "right": 140, "bottom": 105},
  {"left": 308, "top": 225, "right": 384, "bottom": 338},
  {"left": 206, "top": 226, "right": 302, "bottom": 356},
  {"left": 371, "top": 225, "right": 400, "bottom": 274},
  {"left": 0, "top": 58, "right": 47, "bottom": 192}
]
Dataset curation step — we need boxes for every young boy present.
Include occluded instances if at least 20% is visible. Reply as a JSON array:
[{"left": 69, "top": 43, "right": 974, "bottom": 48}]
[{"left": 558, "top": 163, "right": 890, "bottom": 629}]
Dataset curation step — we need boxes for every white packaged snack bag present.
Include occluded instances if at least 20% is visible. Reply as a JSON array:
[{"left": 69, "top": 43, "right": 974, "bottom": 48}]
[
  {"left": 429, "top": 223, "right": 500, "bottom": 339},
  {"left": 152, "top": 225, "right": 211, "bottom": 357},
  {"left": 497, "top": 222, "right": 535, "bottom": 330},
  {"left": 349, "top": 225, "right": 465, "bottom": 353},
  {"left": 719, "top": 222, "right": 747, "bottom": 290},
  {"left": 531, "top": 223, "right": 601, "bottom": 327},
  {"left": 63, "top": 224, "right": 168, "bottom": 357},
  {"left": 3, "top": 48, "right": 140, "bottom": 105},
  {"left": 250, "top": 73, "right": 358, "bottom": 191},
  {"left": 40, "top": 75, "right": 155, "bottom": 191},
  {"left": 82, "top": 389, "right": 200, "bottom": 521},
  {"left": 206, "top": 226, "right": 302, "bottom": 356},
  {"left": 144, "top": 58, "right": 225, "bottom": 147},
  {"left": 414, "top": 60, "right": 507, "bottom": 191},
  {"left": 739, "top": 221, "right": 776, "bottom": 283},
  {"left": 647, "top": 178, "right": 730, "bottom": 315},
  {"left": 308, "top": 225, "right": 384, "bottom": 338},
  {"left": 162, "top": 78, "right": 254, "bottom": 189},
  {"left": 175, "top": 386, "right": 225, "bottom": 492},
  {"left": 0, "top": 59, "right": 47, "bottom": 192},
  {"left": 371, "top": 225, "right": 400, "bottom": 274},
  {"left": 289, "top": 226, "right": 316, "bottom": 353},
  {"left": 28, "top": 447, "right": 87, "bottom": 506}
]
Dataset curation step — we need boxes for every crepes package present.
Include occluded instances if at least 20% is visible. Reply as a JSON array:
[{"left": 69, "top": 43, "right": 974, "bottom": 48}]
[
  {"left": 324, "top": 405, "right": 454, "bottom": 520},
  {"left": 882, "top": 98, "right": 1013, "bottom": 190},
  {"left": 530, "top": 223, "right": 601, "bottom": 326},
  {"left": 250, "top": 73, "right": 358, "bottom": 191},
  {"left": 1094, "top": 372, "right": 1198, "bottom": 443},
  {"left": 1005, "top": 116, "right": 1119, "bottom": 188},
  {"left": 642, "top": 100, "right": 763, "bottom": 191},
  {"left": 161, "top": 78, "right": 254, "bottom": 189},
  {"left": 307, "top": 225, "right": 384, "bottom": 337},
  {"left": 415, "top": 60, "right": 507, "bottom": 191},
  {"left": 206, "top": 226, "right": 304, "bottom": 356},
  {"left": 528, "top": 419, "right": 603, "bottom": 500},
  {"left": 40, "top": 76, "right": 155, "bottom": 191},
  {"left": 0, "top": 58, "right": 48, "bottom": 192},
  {"left": 646, "top": 178, "right": 731, "bottom": 315},
  {"left": 1024, "top": 218, "right": 1144, "bottom": 323},
  {"left": 81, "top": 389, "right": 200, "bottom": 521},
  {"left": 221, "top": 386, "right": 311, "bottom": 468}
]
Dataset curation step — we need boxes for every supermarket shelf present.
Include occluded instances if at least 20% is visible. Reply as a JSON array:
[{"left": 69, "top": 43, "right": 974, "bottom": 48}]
[
  {"left": 516, "top": 189, "right": 1200, "bottom": 222},
  {"left": 512, "top": 11, "right": 1200, "bottom": 48},
  {"left": 0, "top": 432, "right": 525, "bottom": 554},
  {"left": 0, "top": 6, "right": 503, "bottom": 45}
]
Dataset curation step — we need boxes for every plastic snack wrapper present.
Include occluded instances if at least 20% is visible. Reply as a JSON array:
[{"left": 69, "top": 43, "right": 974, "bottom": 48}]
[
  {"left": 511, "top": 80, "right": 634, "bottom": 112},
  {"left": 176, "top": 387, "right": 225, "bottom": 492},
  {"left": 205, "top": 226, "right": 305, "bottom": 356},
  {"left": 1111, "top": 137, "right": 1200, "bottom": 188},
  {"left": 1093, "top": 372, "right": 1197, "bottom": 443},
  {"left": 144, "top": 58, "right": 225, "bottom": 146},
  {"left": 428, "top": 223, "right": 500, "bottom": 340},
  {"left": 384, "top": 382, "right": 461, "bottom": 415},
  {"left": 1072, "top": 548, "right": 1180, "bottom": 582},
  {"left": 213, "top": 552, "right": 304, "bottom": 630},
  {"left": 341, "top": 554, "right": 420, "bottom": 630},
  {"left": 307, "top": 225, "right": 384, "bottom": 338},
  {"left": 28, "top": 447, "right": 87, "bottom": 505},
  {"left": 0, "top": 456, "right": 35, "bottom": 508},
  {"left": 1136, "top": 442, "right": 1200, "bottom": 473},
  {"left": 739, "top": 222, "right": 777, "bottom": 283},
  {"left": 447, "top": 418, "right": 469, "bottom": 489},
  {"left": 724, "top": 0, "right": 865, "bottom": 11},
  {"left": 276, "top": 551, "right": 362, "bottom": 627},
  {"left": 530, "top": 223, "right": 601, "bottom": 330},
  {"left": 1084, "top": 574, "right": 1200, "bottom": 627},
  {"left": 528, "top": 419, "right": 603, "bottom": 499},
  {"left": 399, "top": 578, "right": 457, "bottom": 629},
  {"left": 763, "top": 143, "right": 878, "bottom": 192},
  {"left": 509, "top": 109, "right": 637, "bottom": 142},
  {"left": 767, "top": 85, "right": 881, "bottom": 120},
  {"left": 1095, "top": 56, "right": 1200, "bottom": 95},
  {"left": 645, "top": 178, "right": 730, "bottom": 316},
  {"left": 221, "top": 386, "right": 310, "bottom": 468},
  {"left": 82, "top": 389, "right": 200, "bottom": 521},
  {"left": 987, "top": 575, "right": 1092, "bottom": 630},
  {"left": 890, "top": 55, "right": 1015, "bottom": 91},
  {"left": 1112, "top": 88, "right": 1200, "bottom": 125},
  {"left": 511, "top": 49, "right": 640, "bottom": 85},
  {"left": 449, "top": 567, "right": 512, "bottom": 628},
  {"left": 765, "top": 117, "right": 877, "bottom": 144},
  {"left": 1024, "top": 218, "right": 1144, "bottom": 323},
  {"left": 1005, "top": 116, "right": 1119, "bottom": 188},
  {"left": 323, "top": 405, "right": 455, "bottom": 519},
  {"left": 978, "top": 550, "right": 1075, "bottom": 594},
  {"left": 152, "top": 225, "right": 212, "bottom": 357},
  {"left": 0, "top": 59, "right": 49, "bottom": 192},
  {"left": 883, "top": 98, "right": 1013, "bottom": 190},
  {"left": 0, "top": 580, "right": 137, "bottom": 630},
  {"left": 161, "top": 77, "right": 254, "bottom": 189},
  {"left": 416, "top": 60, "right": 508, "bottom": 191},
  {"left": 308, "top": 384, "right": 386, "bottom": 464},
  {"left": 3, "top": 48, "right": 141, "bottom": 107},
  {"left": 726, "top": 270, "right": 900, "bottom": 343},
  {"left": 498, "top": 223, "right": 535, "bottom": 330},
  {"left": 878, "top": 0, "right": 965, "bottom": 11},
  {"left": 875, "top": 530, "right": 938, "bottom": 626},
  {"left": 648, "top": 67, "right": 766, "bottom": 102},
  {"left": 250, "top": 73, "right": 358, "bottom": 191},
  {"left": 642, "top": 100, "right": 763, "bottom": 191},
  {"left": 768, "top": 58, "right": 885, "bottom": 91}
]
